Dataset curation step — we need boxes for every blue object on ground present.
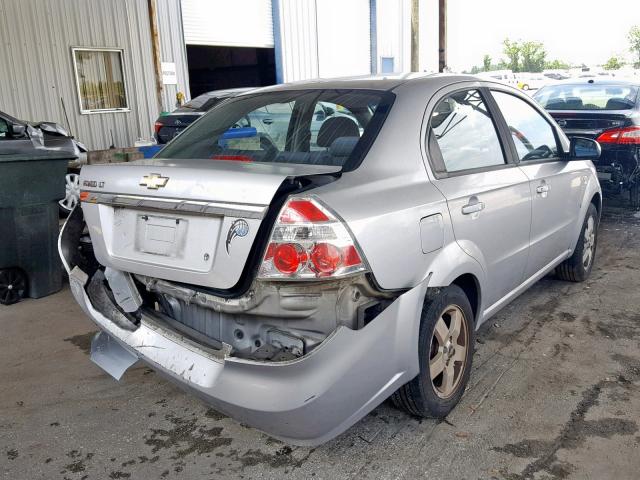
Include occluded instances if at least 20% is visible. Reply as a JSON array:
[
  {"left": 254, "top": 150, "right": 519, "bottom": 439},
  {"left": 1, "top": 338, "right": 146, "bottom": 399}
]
[{"left": 139, "top": 145, "right": 164, "bottom": 158}]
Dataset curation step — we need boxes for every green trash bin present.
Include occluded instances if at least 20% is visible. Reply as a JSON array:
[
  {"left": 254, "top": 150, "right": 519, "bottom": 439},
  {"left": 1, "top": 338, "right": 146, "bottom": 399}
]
[{"left": 0, "top": 150, "right": 73, "bottom": 304}]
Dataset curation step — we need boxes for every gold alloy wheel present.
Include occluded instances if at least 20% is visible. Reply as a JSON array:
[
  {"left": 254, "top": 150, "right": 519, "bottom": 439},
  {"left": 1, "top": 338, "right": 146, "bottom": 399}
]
[
  {"left": 582, "top": 216, "right": 596, "bottom": 269},
  {"left": 429, "top": 305, "right": 469, "bottom": 399}
]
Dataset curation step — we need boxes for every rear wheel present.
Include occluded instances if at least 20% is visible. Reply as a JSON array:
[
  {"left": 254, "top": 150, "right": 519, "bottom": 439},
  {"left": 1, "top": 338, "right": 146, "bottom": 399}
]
[
  {"left": 556, "top": 203, "right": 598, "bottom": 282},
  {"left": 0, "top": 268, "right": 27, "bottom": 305},
  {"left": 391, "top": 285, "right": 474, "bottom": 418}
]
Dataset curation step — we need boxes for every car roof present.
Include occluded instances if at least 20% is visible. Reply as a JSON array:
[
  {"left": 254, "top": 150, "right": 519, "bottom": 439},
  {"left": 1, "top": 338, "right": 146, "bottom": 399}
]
[{"left": 246, "top": 73, "right": 480, "bottom": 94}]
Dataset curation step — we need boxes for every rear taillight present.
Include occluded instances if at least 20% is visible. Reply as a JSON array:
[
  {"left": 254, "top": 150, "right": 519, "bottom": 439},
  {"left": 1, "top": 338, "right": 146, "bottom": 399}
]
[
  {"left": 154, "top": 121, "right": 163, "bottom": 134},
  {"left": 258, "top": 197, "right": 367, "bottom": 279},
  {"left": 596, "top": 126, "right": 640, "bottom": 145}
]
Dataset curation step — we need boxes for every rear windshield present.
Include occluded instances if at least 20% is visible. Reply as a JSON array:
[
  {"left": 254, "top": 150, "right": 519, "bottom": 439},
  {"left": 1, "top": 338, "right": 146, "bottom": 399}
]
[
  {"left": 176, "top": 94, "right": 220, "bottom": 112},
  {"left": 534, "top": 84, "right": 639, "bottom": 110},
  {"left": 157, "top": 89, "right": 394, "bottom": 169}
]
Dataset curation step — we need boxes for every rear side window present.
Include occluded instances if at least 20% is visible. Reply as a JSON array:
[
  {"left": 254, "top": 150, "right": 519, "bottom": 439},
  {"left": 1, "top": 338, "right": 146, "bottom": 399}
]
[
  {"left": 492, "top": 91, "right": 558, "bottom": 161},
  {"left": 429, "top": 89, "right": 505, "bottom": 173},
  {"left": 158, "top": 89, "right": 393, "bottom": 169}
]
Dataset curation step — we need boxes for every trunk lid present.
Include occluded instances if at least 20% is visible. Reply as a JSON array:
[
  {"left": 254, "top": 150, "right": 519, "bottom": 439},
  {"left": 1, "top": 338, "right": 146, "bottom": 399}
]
[
  {"left": 548, "top": 110, "right": 634, "bottom": 139},
  {"left": 155, "top": 113, "right": 204, "bottom": 143},
  {"left": 80, "top": 159, "right": 340, "bottom": 290}
]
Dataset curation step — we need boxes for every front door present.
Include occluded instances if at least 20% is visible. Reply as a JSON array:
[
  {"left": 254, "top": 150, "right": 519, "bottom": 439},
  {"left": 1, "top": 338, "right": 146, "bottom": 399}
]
[
  {"left": 428, "top": 89, "right": 532, "bottom": 308},
  {"left": 490, "top": 89, "right": 587, "bottom": 279}
]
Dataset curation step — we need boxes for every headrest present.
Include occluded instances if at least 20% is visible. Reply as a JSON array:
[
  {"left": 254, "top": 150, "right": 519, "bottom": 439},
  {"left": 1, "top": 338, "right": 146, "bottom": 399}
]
[
  {"left": 329, "top": 136, "right": 359, "bottom": 157},
  {"left": 317, "top": 116, "right": 360, "bottom": 148}
]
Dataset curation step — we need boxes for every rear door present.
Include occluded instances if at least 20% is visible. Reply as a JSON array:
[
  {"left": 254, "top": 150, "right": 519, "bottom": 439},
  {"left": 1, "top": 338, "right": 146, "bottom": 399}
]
[
  {"left": 489, "top": 89, "right": 587, "bottom": 279},
  {"left": 427, "top": 88, "right": 532, "bottom": 308}
]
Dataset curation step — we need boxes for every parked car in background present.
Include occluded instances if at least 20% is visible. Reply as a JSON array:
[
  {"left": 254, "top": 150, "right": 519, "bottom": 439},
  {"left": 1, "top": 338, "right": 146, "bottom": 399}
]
[
  {"left": 534, "top": 79, "right": 640, "bottom": 207},
  {"left": 477, "top": 70, "right": 518, "bottom": 86},
  {"left": 543, "top": 71, "right": 571, "bottom": 81},
  {"left": 0, "top": 110, "right": 87, "bottom": 213},
  {"left": 517, "top": 74, "right": 548, "bottom": 91},
  {"left": 61, "top": 74, "right": 601, "bottom": 445},
  {"left": 154, "top": 88, "right": 254, "bottom": 144}
]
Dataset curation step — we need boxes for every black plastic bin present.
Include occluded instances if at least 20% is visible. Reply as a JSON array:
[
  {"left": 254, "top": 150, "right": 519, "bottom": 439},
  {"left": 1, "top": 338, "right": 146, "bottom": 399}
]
[{"left": 0, "top": 150, "right": 73, "bottom": 304}]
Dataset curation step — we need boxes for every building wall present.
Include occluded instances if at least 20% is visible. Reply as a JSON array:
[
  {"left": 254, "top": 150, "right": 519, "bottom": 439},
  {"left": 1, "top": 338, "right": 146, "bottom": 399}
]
[
  {"left": 157, "top": 0, "right": 191, "bottom": 110},
  {"left": 273, "top": 0, "right": 319, "bottom": 82},
  {"left": 274, "top": 0, "right": 371, "bottom": 83},
  {"left": 0, "top": 0, "right": 185, "bottom": 150}
]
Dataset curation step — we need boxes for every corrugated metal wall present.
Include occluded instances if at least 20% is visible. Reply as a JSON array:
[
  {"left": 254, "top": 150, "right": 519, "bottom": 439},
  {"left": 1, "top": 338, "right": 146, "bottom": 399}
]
[
  {"left": 0, "top": 0, "right": 185, "bottom": 150},
  {"left": 157, "top": 0, "right": 191, "bottom": 110},
  {"left": 274, "top": 0, "right": 319, "bottom": 82},
  {"left": 274, "top": 0, "right": 371, "bottom": 83}
]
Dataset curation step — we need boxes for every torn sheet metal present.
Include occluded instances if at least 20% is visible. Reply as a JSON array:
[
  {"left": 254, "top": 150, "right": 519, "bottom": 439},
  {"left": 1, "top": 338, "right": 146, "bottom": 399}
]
[{"left": 91, "top": 331, "right": 139, "bottom": 380}]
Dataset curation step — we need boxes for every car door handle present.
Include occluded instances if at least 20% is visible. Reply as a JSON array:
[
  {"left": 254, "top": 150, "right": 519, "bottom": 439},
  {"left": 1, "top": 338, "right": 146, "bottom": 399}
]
[
  {"left": 262, "top": 118, "right": 274, "bottom": 125},
  {"left": 461, "top": 201, "right": 485, "bottom": 215},
  {"left": 536, "top": 185, "right": 550, "bottom": 194}
]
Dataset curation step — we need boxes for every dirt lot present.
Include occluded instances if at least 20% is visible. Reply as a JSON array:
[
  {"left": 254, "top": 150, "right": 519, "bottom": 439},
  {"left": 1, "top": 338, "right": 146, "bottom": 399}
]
[{"left": 2, "top": 204, "right": 639, "bottom": 480}]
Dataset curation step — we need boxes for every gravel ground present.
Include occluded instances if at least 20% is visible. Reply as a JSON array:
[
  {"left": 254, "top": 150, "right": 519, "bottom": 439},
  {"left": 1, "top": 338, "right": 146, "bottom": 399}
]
[{"left": 2, "top": 203, "right": 639, "bottom": 480}]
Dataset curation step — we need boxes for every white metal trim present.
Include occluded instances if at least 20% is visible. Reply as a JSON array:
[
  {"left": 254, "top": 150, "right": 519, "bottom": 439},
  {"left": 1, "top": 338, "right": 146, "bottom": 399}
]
[{"left": 71, "top": 47, "right": 131, "bottom": 115}]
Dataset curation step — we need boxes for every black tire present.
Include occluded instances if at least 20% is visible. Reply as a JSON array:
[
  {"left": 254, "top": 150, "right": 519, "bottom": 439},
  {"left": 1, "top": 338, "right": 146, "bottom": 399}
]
[
  {"left": 391, "top": 285, "right": 475, "bottom": 418},
  {"left": 0, "top": 268, "right": 27, "bottom": 305},
  {"left": 556, "top": 203, "right": 598, "bottom": 282}
]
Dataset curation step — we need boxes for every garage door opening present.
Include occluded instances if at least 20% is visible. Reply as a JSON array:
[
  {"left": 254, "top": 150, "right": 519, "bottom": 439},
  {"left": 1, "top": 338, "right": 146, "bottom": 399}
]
[{"left": 186, "top": 45, "right": 276, "bottom": 97}]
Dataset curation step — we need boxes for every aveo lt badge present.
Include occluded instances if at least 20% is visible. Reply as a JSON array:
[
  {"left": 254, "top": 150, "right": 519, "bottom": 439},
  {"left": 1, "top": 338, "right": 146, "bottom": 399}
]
[{"left": 139, "top": 173, "right": 169, "bottom": 190}]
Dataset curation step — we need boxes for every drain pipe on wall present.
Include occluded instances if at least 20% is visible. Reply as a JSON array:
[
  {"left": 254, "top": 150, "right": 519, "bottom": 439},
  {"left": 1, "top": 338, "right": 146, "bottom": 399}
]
[
  {"left": 148, "top": 0, "right": 163, "bottom": 113},
  {"left": 410, "top": 0, "right": 419, "bottom": 72}
]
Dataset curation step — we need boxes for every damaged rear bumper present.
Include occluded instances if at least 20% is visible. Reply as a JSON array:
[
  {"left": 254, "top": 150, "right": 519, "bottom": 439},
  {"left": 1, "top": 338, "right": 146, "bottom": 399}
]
[{"left": 61, "top": 211, "right": 427, "bottom": 446}]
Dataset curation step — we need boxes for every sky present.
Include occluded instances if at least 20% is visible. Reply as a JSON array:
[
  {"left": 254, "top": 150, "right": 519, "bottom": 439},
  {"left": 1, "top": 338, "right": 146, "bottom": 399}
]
[{"left": 446, "top": 0, "right": 640, "bottom": 71}]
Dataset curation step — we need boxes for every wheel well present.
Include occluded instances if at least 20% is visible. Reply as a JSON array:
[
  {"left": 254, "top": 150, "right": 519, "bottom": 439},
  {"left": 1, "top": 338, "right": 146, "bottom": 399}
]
[
  {"left": 590, "top": 192, "right": 602, "bottom": 217},
  {"left": 451, "top": 274, "right": 480, "bottom": 323}
]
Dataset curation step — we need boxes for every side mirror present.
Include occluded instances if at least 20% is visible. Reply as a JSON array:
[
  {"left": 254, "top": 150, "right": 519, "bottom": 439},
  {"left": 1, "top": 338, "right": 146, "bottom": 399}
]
[
  {"left": 568, "top": 136, "right": 600, "bottom": 161},
  {"left": 9, "top": 123, "right": 26, "bottom": 138}
]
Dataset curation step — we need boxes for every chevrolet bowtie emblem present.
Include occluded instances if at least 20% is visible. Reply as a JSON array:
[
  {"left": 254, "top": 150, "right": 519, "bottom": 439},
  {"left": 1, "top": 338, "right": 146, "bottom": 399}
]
[{"left": 139, "top": 173, "right": 169, "bottom": 189}]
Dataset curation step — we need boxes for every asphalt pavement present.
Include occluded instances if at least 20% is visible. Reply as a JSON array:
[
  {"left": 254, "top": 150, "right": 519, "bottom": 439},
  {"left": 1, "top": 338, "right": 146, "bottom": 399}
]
[{"left": 2, "top": 202, "right": 639, "bottom": 480}]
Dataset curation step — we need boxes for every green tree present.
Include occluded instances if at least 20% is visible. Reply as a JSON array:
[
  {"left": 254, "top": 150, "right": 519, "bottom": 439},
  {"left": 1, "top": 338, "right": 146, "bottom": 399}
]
[
  {"left": 503, "top": 39, "right": 521, "bottom": 72},
  {"left": 482, "top": 54, "right": 492, "bottom": 72},
  {"left": 545, "top": 59, "right": 570, "bottom": 70},
  {"left": 520, "top": 41, "right": 546, "bottom": 72},
  {"left": 603, "top": 56, "right": 624, "bottom": 70},
  {"left": 629, "top": 26, "right": 640, "bottom": 68}
]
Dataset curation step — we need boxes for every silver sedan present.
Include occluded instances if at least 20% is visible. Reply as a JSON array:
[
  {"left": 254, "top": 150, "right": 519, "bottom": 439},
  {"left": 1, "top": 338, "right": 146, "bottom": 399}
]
[{"left": 60, "top": 74, "right": 602, "bottom": 445}]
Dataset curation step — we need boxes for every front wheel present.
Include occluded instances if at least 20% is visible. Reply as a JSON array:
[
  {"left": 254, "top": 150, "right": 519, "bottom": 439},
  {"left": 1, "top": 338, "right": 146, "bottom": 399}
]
[
  {"left": 556, "top": 203, "right": 598, "bottom": 282},
  {"left": 391, "top": 285, "right": 475, "bottom": 418}
]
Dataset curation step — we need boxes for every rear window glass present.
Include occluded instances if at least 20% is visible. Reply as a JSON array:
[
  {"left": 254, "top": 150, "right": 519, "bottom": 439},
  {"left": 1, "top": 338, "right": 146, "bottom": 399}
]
[
  {"left": 177, "top": 94, "right": 219, "bottom": 112},
  {"left": 534, "top": 84, "right": 639, "bottom": 110},
  {"left": 157, "top": 89, "right": 393, "bottom": 169}
]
